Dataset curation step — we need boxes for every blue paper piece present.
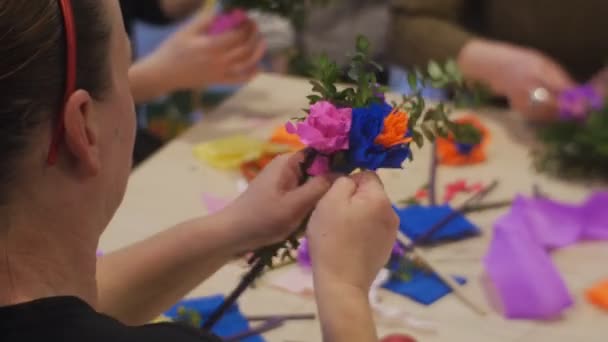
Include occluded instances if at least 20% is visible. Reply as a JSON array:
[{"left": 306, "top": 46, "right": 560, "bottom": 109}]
[
  {"left": 394, "top": 205, "right": 479, "bottom": 243},
  {"left": 383, "top": 269, "right": 467, "bottom": 305},
  {"left": 164, "top": 295, "right": 264, "bottom": 342}
]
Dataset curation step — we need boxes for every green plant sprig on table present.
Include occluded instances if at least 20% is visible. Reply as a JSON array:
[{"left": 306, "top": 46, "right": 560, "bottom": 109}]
[{"left": 534, "top": 106, "right": 608, "bottom": 179}]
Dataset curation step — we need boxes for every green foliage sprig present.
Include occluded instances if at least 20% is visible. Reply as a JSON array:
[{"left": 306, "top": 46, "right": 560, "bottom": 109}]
[
  {"left": 307, "top": 36, "right": 386, "bottom": 108},
  {"left": 534, "top": 106, "right": 608, "bottom": 179},
  {"left": 413, "top": 59, "right": 493, "bottom": 108}
]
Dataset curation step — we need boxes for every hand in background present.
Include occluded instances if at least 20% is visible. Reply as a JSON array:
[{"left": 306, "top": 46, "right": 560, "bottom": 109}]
[
  {"left": 589, "top": 67, "right": 608, "bottom": 97},
  {"left": 458, "top": 39, "right": 576, "bottom": 121},
  {"left": 130, "top": 13, "right": 266, "bottom": 102}
]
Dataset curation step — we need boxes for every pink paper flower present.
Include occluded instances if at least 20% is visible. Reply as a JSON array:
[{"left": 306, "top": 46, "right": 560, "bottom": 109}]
[
  {"left": 286, "top": 101, "right": 352, "bottom": 155},
  {"left": 208, "top": 9, "right": 248, "bottom": 35}
]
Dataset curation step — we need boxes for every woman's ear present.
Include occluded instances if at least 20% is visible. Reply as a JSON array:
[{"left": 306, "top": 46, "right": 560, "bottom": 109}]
[{"left": 63, "top": 89, "right": 101, "bottom": 176}]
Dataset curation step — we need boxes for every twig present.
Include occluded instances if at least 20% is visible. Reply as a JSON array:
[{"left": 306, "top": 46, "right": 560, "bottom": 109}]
[
  {"left": 412, "top": 180, "right": 499, "bottom": 245},
  {"left": 224, "top": 318, "right": 284, "bottom": 342},
  {"left": 397, "top": 232, "right": 487, "bottom": 316},
  {"left": 247, "top": 314, "right": 316, "bottom": 322},
  {"left": 202, "top": 259, "right": 267, "bottom": 330},
  {"left": 224, "top": 314, "right": 315, "bottom": 342},
  {"left": 428, "top": 142, "right": 438, "bottom": 205}
]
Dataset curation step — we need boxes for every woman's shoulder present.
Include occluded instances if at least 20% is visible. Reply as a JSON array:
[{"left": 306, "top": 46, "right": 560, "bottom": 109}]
[
  {"left": 0, "top": 296, "right": 220, "bottom": 342},
  {"left": 133, "top": 322, "right": 223, "bottom": 342}
]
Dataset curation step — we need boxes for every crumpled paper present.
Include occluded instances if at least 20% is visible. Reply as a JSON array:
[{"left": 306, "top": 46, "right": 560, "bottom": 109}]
[
  {"left": 194, "top": 135, "right": 265, "bottom": 169},
  {"left": 484, "top": 192, "right": 608, "bottom": 319}
]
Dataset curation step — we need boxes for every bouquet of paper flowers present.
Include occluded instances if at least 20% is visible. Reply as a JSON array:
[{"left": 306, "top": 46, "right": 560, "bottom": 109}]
[{"left": 202, "top": 36, "right": 476, "bottom": 330}]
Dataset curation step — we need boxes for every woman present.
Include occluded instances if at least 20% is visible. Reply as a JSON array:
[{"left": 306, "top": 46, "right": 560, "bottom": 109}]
[
  {"left": 0, "top": 1, "right": 398, "bottom": 342},
  {"left": 388, "top": 0, "right": 608, "bottom": 120}
]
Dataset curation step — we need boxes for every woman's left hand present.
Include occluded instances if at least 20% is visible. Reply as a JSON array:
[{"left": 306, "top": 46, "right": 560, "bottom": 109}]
[{"left": 221, "top": 152, "right": 334, "bottom": 252}]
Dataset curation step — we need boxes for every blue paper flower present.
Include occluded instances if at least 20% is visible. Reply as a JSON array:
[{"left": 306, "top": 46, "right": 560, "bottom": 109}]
[{"left": 347, "top": 102, "right": 412, "bottom": 170}]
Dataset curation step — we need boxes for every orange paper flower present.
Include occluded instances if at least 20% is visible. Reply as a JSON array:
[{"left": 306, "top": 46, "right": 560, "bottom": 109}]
[
  {"left": 436, "top": 115, "right": 490, "bottom": 166},
  {"left": 375, "top": 109, "right": 413, "bottom": 148},
  {"left": 586, "top": 279, "right": 608, "bottom": 310},
  {"left": 270, "top": 125, "right": 305, "bottom": 151}
]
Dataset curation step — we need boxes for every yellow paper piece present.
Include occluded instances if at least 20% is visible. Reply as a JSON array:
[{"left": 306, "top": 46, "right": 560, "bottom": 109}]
[
  {"left": 193, "top": 135, "right": 266, "bottom": 169},
  {"left": 151, "top": 315, "right": 172, "bottom": 323}
]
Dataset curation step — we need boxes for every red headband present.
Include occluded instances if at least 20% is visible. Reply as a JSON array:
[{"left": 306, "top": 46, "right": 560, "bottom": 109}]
[{"left": 47, "top": 0, "right": 78, "bottom": 165}]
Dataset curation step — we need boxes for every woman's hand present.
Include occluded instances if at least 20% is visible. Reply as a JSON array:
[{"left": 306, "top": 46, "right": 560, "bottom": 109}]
[
  {"left": 307, "top": 172, "right": 398, "bottom": 342},
  {"left": 589, "top": 67, "right": 608, "bottom": 96},
  {"left": 458, "top": 39, "right": 576, "bottom": 121},
  {"left": 307, "top": 172, "right": 399, "bottom": 293},
  {"left": 129, "top": 13, "right": 266, "bottom": 102},
  {"left": 221, "top": 152, "right": 333, "bottom": 253}
]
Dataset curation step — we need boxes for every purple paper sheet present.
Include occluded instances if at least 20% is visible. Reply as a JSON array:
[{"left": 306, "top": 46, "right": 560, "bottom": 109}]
[{"left": 484, "top": 192, "right": 608, "bottom": 319}]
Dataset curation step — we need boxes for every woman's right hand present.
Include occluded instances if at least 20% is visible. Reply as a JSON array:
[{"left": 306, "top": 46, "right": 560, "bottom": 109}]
[
  {"left": 307, "top": 172, "right": 399, "bottom": 293},
  {"left": 458, "top": 39, "right": 576, "bottom": 121}
]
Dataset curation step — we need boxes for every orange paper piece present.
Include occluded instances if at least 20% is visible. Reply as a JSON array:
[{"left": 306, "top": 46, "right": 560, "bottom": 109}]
[
  {"left": 270, "top": 125, "right": 305, "bottom": 151},
  {"left": 436, "top": 115, "right": 490, "bottom": 166},
  {"left": 586, "top": 279, "right": 608, "bottom": 310}
]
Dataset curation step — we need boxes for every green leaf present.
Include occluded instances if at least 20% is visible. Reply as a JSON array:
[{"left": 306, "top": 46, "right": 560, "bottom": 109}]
[
  {"left": 412, "top": 129, "right": 424, "bottom": 149},
  {"left": 421, "top": 123, "right": 436, "bottom": 142},
  {"left": 428, "top": 60, "right": 443, "bottom": 80},
  {"left": 307, "top": 94, "right": 323, "bottom": 104},
  {"left": 407, "top": 72, "right": 418, "bottom": 91},
  {"left": 437, "top": 124, "right": 450, "bottom": 138},
  {"left": 369, "top": 60, "right": 384, "bottom": 72},
  {"left": 356, "top": 35, "right": 370, "bottom": 53},
  {"left": 347, "top": 67, "right": 360, "bottom": 82},
  {"left": 445, "top": 59, "right": 460, "bottom": 78}
]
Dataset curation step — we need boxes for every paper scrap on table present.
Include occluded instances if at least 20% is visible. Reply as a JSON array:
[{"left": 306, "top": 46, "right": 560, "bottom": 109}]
[
  {"left": 586, "top": 279, "right": 608, "bottom": 310},
  {"left": 266, "top": 266, "right": 315, "bottom": 297},
  {"left": 383, "top": 269, "right": 467, "bottom": 305},
  {"left": 484, "top": 192, "right": 608, "bottom": 319},
  {"left": 193, "top": 135, "right": 266, "bottom": 169},
  {"left": 202, "top": 193, "right": 232, "bottom": 214},
  {"left": 164, "top": 295, "right": 264, "bottom": 342},
  {"left": 268, "top": 266, "right": 437, "bottom": 332},
  {"left": 371, "top": 269, "right": 437, "bottom": 333},
  {"left": 394, "top": 205, "right": 480, "bottom": 244}
]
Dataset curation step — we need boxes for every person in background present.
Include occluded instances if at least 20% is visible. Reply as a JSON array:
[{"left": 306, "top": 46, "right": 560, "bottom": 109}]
[
  {"left": 121, "top": 0, "right": 266, "bottom": 164},
  {"left": 298, "top": 0, "right": 390, "bottom": 83},
  {"left": 388, "top": 0, "right": 608, "bottom": 120},
  {"left": 0, "top": 2, "right": 398, "bottom": 342}
]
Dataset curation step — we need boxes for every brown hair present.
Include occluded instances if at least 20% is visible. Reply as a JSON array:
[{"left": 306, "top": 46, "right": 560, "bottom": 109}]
[{"left": 0, "top": 0, "right": 111, "bottom": 200}]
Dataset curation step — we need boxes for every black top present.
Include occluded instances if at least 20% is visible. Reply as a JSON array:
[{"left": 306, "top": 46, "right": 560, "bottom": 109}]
[
  {"left": 120, "top": 0, "right": 172, "bottom": 36},
  {"left": 0, "top": 296, "right": 221, "bottom": 342}
]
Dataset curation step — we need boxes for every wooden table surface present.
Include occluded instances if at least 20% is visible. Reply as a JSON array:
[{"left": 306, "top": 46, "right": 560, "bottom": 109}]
[{"left": 101, "top": 74, "right": 607, "bottom": 342}]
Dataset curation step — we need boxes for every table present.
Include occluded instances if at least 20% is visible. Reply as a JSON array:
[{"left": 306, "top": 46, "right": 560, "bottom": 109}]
[{"left": 101, "top": 74, "right": 607, "bottom": 342}]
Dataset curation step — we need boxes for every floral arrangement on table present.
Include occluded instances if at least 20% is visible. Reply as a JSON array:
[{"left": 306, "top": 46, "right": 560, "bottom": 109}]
[
  {"left": 534, "top": 84, "right": 608, "bottom": 179},
  {"left": 210, "top": 0, "right": 332, "bottom": 33},
  {"left": 201, "top": 35, "right": 481, "bottom": 330},
  {"left": 428, "top": 60, "right": 608, "bottom": 179},
  {"left": 436, "top": 115, "right": 488, "bottom": 166}
]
